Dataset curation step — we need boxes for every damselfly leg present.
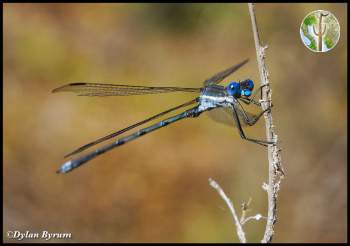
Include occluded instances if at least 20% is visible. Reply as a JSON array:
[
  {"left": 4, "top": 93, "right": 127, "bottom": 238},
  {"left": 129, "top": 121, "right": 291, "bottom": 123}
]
[
  {"left": 235, "top": 99, "right": 274, "bottom": 127},
  {"left": 231, "top": 103, "right": 274, "bottom": 147}
]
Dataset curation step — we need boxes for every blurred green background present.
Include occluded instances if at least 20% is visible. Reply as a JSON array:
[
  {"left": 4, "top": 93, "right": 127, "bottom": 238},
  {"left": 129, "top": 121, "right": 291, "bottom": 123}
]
[{"left": 4, "top": 3, "right": 347, "bottom": 243}]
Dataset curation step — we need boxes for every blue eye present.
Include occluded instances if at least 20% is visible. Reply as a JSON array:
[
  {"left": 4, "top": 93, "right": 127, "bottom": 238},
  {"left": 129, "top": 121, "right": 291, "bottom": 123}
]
[{"left": 226, "top": 82, "right": 240, "bottom": 96}]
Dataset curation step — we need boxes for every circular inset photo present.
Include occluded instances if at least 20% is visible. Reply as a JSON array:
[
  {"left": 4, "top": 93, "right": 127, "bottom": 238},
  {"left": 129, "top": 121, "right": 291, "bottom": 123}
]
[{"left": 300, "top": 10, "right": 340, "bottom": 52}]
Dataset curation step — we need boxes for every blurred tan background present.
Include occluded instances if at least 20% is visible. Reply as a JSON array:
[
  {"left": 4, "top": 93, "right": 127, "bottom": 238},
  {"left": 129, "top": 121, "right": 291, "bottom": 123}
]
[{"left": 4, "top": 3, "right": 347, "bottom": 243}]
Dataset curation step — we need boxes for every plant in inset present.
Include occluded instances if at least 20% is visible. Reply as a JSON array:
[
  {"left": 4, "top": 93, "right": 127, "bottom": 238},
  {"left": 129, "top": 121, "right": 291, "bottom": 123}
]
[
  {"left": 311, "top": 11, "right": 329, "bottom": 51},
  {"left": 300, "top": 10, "right": 340, "bottom": 52}
]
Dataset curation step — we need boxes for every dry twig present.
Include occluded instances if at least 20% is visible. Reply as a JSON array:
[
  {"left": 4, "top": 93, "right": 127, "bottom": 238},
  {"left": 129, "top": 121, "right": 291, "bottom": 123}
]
[
  {"left": 209, "top": 178, "right": 247, "bottom": 243},
  {"left": 247, "top": 3, "right": 285, "bottom": 243}
]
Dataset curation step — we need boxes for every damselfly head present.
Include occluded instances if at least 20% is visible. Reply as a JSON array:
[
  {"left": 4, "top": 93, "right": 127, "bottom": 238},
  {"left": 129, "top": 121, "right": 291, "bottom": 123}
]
[{"left": 226, "top": 79, "right": 254, "bottom": 98}]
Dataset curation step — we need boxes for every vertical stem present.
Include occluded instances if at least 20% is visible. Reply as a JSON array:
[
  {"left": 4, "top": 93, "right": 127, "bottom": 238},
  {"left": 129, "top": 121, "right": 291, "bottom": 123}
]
[
  {"left": 247, "top": 3, "right": 284, "bottom": 243},
  {"left": 313, "top": 12, "right": 329, "bottom": 51},
  {"left": 318, "top": 13, "right": 323, "bottom": 51}
]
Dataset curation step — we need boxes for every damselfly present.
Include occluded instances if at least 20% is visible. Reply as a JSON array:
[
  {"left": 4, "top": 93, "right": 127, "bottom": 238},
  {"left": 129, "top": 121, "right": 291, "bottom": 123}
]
[{"left": 53, "top": 59, "right": 274, "bottom": 173}]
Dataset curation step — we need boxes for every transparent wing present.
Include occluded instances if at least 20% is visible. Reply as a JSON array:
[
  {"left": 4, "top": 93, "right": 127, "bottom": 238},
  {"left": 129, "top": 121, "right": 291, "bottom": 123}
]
[
  {"left": 52, "top": 83, "right": 201, "bottom": 96},
  {"left": 207, "top": 106, "right": 257, "bottom": 128},
  {"left": 203, "top": 59, "right": 249, "bottom": 86},
  {"left": 206, "top": 107, "right": 234, "bottom": 126}
]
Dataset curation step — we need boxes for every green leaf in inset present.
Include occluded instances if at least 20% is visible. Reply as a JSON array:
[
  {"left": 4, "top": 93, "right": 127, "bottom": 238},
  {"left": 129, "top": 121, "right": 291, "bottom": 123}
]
[
  {"left": 309, "top": 40, "right": 317, "bottom": 50},
  {"left": 324, "top": 36, "right": 334, "bottom": 48},
  {"left": 304, "top": 14, "right": 317, "bottom": 26}
]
